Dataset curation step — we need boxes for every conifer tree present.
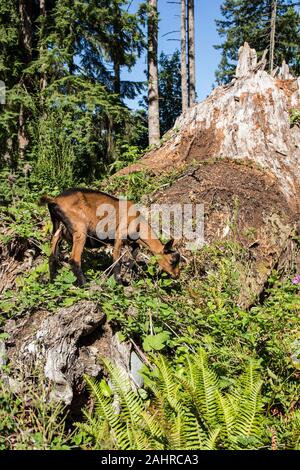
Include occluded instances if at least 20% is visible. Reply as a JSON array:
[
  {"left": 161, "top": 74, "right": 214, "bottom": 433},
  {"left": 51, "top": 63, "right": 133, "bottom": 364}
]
[
  {"left": 0, "top": 0, "right": 145, "bottom": 185},
  {"left": 215, "top": 0, "right": 300, "bottom": 84},
  {"left": 158, "top": 50, "right": 182, "bottom": 136}
]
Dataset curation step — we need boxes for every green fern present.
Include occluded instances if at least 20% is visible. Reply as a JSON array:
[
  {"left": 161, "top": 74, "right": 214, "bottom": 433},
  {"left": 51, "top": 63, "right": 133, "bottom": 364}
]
[
  {"left": 183, "top": 350, "right": 220, "bottom": 431},
  {"left": 272, "top": 410, "right": 300, "bottom": 450},
  {"left": 286, "top": 411, "right": 300, "bottom": 450},
  {"left": 232, "top": 362, "right": 264, "bottom": 443},
  {"left": 77, "top": 349, "right": 267, "bottom": 450}
]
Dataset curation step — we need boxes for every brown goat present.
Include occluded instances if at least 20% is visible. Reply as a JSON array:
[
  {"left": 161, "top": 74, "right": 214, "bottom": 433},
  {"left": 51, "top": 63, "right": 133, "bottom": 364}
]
[{"left": 40, "top": 188, "right": 180, "bottom": 285}]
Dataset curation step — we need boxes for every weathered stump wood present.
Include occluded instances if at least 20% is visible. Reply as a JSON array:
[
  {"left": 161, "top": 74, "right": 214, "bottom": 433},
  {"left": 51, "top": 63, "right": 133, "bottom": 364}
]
[
  {"left": 118, "top": 43, "right": 300, "bottom": 214},
  {"left": 0, "top": 300, "right": 139, "bottom": 404}
]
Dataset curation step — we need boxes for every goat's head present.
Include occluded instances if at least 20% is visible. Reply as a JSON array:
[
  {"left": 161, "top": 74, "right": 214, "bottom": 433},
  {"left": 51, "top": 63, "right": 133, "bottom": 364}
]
[{"left": 158, "top": 239, "right": 180, "bottom": 279}]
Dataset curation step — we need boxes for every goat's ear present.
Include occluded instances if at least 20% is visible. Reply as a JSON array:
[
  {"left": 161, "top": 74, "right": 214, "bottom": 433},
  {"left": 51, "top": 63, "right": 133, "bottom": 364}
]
[{"left": 163, "top": 239, "right": 174, "bottom": 253}]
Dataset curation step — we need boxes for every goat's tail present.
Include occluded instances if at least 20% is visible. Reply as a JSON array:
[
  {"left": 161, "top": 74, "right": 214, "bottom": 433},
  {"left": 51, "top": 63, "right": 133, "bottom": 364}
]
[{"left": 39, "top": 194, "right": 56, "bottom": 206}]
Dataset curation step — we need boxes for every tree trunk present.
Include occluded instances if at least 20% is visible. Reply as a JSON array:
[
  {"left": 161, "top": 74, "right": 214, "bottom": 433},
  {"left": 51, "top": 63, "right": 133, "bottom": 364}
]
[
  {"left": 39, "top": 0, "right": 47, "bottom": 94},
  {"left": 181, "top": 0, "right": 188, "bottom": 113},
  {"left": 112, "top": 3, "right": 121, "bottom": 96},
  {"left": 17, "top": 104, "right": 28, "bottom": 161},
  {"left": 18, "top": 0, "right": 33, "bottom": 161},
  {"left": 269, "top": 0, "right": 277, "bottom": 73},
  {"left": 113, "top": 60, "right": 121, "bottom": 96},
  {"left": 148, "top": 0, "right": 160, "bottom": 145},
  {"left": 187, "top": 0, "right": 196, "bottom": 105},
  {"left": 19, "top": 0, "right": 33, "bottom": 62},
  {"left": 0, "top": 300, "right": 141, "bottom": 404}
]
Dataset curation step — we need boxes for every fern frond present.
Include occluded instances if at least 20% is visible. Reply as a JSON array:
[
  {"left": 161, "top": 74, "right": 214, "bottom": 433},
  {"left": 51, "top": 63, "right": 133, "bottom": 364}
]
[
  {"left": 184, "top": 349, "right": 220, "bottom": 429},
  {"left": 285, "top": 411, "right": 300, "bottom": 450},
  {"left": 216, "top": 391, "right": 237, "bottom": 441},
  {"left": 151, "top": 355, "right": 183, "bottom": 414},
  {"left": 76, "top": 406, "right": 113, "bottom": 449},
  {"left": 140, "top": 410, "right": 165, "bottom": 448},
  {"left": 81, "top": 353, "right": 266, "bottom": 451},
  {"left": 84, "top": 375, "right": 119, "bottom": 432},
  {"left": 178, "top": 411, "right": 217, "bottom": 450},
  {"left": 102, "top": 359, "right": 144, "bottom": 426},
  {"left": 206, "top": 427, "right": 221, "bottom": 450},
  {"left": 229, "top": 362, "right": 264, "bottom": 447}
]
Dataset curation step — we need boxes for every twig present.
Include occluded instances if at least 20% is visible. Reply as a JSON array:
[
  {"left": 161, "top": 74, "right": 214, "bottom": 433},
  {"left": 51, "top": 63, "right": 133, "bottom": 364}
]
[{"left": 129, "top": 338, "right": 153, "bottom": 368}]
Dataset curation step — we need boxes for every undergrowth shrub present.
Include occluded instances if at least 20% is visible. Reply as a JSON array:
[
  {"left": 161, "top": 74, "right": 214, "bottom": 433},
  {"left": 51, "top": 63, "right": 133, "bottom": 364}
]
[{"left": 31, "top": 111, "right": 75, "bottom": 189}]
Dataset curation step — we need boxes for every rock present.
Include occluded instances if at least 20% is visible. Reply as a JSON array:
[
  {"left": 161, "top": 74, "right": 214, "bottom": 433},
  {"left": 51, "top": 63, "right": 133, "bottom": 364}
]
[{"left": 130, "top": 351, "right": 144, "bottom": 388}]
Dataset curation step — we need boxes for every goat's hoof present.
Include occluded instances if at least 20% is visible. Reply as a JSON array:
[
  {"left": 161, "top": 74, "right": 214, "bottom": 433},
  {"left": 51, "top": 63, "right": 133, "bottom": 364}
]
[
  {"left": 115, "top": 275, "right": 123, "bottom": 285},
  {"left": 77, "top": 277, "right": 86, "bottom": 287},
  {"left": 114, "top": 275, "right": 129, "bottom": 286}
]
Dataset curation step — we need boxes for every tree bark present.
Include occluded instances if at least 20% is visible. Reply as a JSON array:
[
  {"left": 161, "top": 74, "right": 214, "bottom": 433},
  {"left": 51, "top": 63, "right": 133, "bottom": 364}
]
[
  {"left": 148, "top": 0, "right": 160, "bottom": 145},
  {"left": 18, "top": 104, "right": 28, "bottom": 161},
  {"left": 18, "top": 0, "right": 33, "bottom": 160},
  {"left": 39, "top": 0, "right": 47, "bottom": 94},
  {"left": 19, "top": 0, "right": 33, "bottom": 63},
  {"left": 181, "top": 0, "right": 188, "bottom": 112},
  {"left": 187, "top": 0, "right": 196, "bottom": 105},
  {"left": 269, "top": 0, "right": 277, "bottom": 73},
  {"left": 112, "top": 3, "right": 121, "bottom": 95},
  {"left": 113, "top": 61, "right": 121, "bottom": 96}
]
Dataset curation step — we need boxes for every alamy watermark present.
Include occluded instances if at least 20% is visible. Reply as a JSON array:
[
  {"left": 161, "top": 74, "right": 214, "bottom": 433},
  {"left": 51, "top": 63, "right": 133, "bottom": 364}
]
[
  {"left": 95, "top": 201, "right": 204, "bottom": 250},
  {"left": 0, "top": 80, "right": 5, "bottom": 104}
]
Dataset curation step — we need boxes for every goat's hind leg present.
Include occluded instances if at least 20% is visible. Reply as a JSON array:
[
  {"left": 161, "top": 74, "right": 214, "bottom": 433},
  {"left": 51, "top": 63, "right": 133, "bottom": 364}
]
[
  {"left": 70, "top": 231, "right": 87, "bottom": 286},
  {"left": 49, "top": 224, "right": 63, "bottom": 282}
]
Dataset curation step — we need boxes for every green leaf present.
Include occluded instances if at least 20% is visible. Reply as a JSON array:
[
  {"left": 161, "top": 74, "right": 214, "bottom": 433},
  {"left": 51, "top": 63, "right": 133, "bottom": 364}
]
[
  {"left": 106, "top": 275, "right": 117, "bottom": 289},
  {"left": 143, "top": 331, "right": 170, "bottom": 351}
]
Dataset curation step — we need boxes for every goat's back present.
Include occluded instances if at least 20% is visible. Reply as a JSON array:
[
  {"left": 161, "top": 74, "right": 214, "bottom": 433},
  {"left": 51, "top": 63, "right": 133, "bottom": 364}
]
[{"left": 51, "top": 188, "right": 136, "bottom": 235}]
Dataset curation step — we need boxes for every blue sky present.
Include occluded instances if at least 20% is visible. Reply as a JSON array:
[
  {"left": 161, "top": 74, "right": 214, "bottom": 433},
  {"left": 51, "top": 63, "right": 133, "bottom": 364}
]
[{"left": 122, "top": 0, "right": 223, "bottom": 109}]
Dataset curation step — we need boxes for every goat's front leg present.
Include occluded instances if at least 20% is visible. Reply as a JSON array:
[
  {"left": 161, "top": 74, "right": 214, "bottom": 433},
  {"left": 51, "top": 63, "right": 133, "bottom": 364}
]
[
  {"left": 131, "top": 242, "right": 139, "bottom": 261},
  {"left": 49, "top": 225, "right": 63, "bottom": 282},
  {"left": 70, "top": 230, "right": 87, "bottom": 286},
  {"left": 112, "top": 236, "right": 125, "bottom": 284},
  {"left": 124, "top": 242, "right": 139, "bottom": 271}
]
